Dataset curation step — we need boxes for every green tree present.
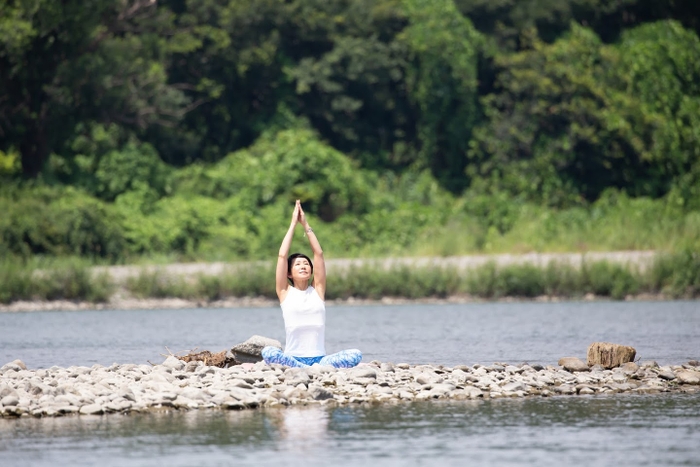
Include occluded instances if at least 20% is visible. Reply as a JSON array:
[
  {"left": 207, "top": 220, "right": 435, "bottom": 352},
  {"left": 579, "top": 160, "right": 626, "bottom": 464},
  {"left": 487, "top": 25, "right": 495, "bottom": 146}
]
[
  {"left": 468, "top": 21, "right": 700, "bottom": 205},
  {"left": 400, "top": 0, "right": 482, "bottom": 192},
  {"left": 0, "top": 0, "right": 189, "bottom": 177},
  {"left": 468, "top": 25, "right": 652, "bottom": 205},
  {"left": 455, "top": 0, "right": 700, "bottom": 48}
]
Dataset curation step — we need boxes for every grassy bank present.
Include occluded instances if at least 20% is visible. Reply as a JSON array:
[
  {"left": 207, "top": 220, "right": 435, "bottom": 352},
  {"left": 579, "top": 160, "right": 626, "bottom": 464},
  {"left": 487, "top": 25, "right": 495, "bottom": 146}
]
[
  {"left": 1, "top": 251, "right": 698, "bottom": 305},
  {"left": 0, "top": 259, "right": 113, "bottom": 304}
]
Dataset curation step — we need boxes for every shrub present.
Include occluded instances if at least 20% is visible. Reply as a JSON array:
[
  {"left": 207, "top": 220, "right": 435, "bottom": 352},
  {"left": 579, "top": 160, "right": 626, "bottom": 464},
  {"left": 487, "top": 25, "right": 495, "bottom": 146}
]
[
  {"left": 647, "top": 250, "right": 700, "bottom": 298},
  {"left": 581, "top": 261, "right": 639, "bottom": 300},
  {"left": 0, "top": 186, "right": 127, "bottom": 260}
]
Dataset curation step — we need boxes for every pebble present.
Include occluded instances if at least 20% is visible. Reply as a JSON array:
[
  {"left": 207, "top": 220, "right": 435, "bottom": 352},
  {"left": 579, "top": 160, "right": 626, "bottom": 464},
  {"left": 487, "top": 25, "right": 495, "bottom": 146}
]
[{"left": 1, "top": 357, "right": 698, "bottom": 418}]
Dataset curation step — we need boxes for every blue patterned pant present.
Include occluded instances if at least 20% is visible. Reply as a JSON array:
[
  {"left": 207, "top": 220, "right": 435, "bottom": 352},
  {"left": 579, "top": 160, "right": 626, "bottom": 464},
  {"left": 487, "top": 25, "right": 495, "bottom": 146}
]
[{"left": 261, "top": 346, "right": 362, "bottom": 368}]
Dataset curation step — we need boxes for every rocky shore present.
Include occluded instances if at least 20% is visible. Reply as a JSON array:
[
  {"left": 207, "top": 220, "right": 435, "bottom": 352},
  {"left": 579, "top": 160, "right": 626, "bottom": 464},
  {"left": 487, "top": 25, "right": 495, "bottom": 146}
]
[{"left": 1, "top": 357, "right": 699, "bottom": 418}]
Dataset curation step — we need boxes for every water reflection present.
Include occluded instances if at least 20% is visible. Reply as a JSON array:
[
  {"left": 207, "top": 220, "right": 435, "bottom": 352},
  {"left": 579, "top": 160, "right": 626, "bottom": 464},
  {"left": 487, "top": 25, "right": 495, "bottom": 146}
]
[
  {"left": 267, "top": 405, "right": 330, "bottom": 453},
  {"left": 1, "top": 394, "right": 699, "bottom": 466}
]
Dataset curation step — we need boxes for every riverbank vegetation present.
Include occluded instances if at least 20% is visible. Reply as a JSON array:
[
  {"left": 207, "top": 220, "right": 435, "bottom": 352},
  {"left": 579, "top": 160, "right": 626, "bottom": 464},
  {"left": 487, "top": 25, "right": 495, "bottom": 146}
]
[
  {"left": 1, "top": 1, "right": 699, "bottom": 281},
  {"left": 1, "top": 250, "right": 698, "bottom": 305}
]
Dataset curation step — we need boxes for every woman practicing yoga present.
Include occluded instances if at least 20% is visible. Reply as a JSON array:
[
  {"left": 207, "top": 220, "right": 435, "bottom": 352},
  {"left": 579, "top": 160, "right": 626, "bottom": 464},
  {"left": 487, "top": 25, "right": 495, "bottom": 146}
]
[{"left": 261, "top": 200, "right": 362, "bottom": 368}]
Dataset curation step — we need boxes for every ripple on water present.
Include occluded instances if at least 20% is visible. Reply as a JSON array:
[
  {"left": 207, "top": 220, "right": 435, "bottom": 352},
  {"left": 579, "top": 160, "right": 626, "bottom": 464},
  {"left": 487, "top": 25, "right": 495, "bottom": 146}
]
[{"left": 1, "top": 393, "right": 699, "bottom": 467}]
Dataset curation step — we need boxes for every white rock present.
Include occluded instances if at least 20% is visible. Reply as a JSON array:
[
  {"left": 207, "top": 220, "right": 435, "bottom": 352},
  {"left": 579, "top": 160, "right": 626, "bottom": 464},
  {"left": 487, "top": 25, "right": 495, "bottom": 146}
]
[
  {"left": 414, "top": 372, "right": 441, "bottom": 385},
  {"left": 676, "top": 370, "right": 700, "bottom": 385},
  {"left": 348, "top": 367, "right": 377, "bottom": 379},
  {"left": 79, "top": 404, "right": 104, "bottom": 415},
  {"left": 502, "top": 382, "right": 526, "bottom": 393},
  {"left": 1, "top": 395, "right": 19, "bottom": 406}
]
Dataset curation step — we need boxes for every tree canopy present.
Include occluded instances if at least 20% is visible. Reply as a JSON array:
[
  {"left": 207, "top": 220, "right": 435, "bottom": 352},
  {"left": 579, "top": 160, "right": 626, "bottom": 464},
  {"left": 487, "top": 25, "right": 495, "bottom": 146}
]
[{"left": 1, "top": 0, "right": 699, "bottom": 260}]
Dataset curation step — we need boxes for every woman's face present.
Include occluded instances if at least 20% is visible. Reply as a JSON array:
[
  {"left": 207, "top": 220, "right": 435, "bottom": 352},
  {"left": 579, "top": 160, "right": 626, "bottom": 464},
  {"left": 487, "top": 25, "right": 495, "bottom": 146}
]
[{"left": 289, "top": 257, "right": 312, "bottom": 284}]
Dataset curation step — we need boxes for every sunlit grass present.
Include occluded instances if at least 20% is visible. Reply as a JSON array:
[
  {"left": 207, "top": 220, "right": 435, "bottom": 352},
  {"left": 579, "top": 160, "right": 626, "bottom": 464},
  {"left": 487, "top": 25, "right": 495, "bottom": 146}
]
[
  {"left": 1, "top": 251, "right": 698, "bottom": 305},
  {"left": 407, "top": 199, "right": 700, "bottom": 256},
  {"left": 0, "top": 258, "right": 113, "bottom": 304}
]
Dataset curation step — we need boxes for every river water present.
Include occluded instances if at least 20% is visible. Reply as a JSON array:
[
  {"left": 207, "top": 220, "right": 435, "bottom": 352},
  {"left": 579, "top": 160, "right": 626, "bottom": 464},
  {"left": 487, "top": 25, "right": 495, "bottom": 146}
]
[{"left": 1, "top": 301, "right": 699, "bottom": 466}]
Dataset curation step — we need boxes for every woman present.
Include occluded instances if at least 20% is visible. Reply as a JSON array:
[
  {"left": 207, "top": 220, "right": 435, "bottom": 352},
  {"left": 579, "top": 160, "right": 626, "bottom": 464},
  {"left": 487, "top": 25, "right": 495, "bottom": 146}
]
[{"left": 261, "top": 200, "right": 362, "bottom": 368}]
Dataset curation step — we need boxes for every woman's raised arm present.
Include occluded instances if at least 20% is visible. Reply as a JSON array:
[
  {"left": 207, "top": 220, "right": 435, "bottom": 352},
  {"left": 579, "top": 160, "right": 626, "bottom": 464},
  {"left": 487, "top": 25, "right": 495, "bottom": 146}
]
[
  {"left": 298, "top": 202, "right": 326, "bottom": 300},
  {"left": 276, "top": 202, "right": 300, "bottom": 302}
]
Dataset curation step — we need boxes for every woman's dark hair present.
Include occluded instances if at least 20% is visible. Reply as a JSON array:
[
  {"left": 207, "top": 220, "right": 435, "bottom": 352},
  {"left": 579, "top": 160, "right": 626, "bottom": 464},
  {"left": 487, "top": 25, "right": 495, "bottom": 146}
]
[{"left": 287, "top": 253, "right": 313, "bottom": 285}]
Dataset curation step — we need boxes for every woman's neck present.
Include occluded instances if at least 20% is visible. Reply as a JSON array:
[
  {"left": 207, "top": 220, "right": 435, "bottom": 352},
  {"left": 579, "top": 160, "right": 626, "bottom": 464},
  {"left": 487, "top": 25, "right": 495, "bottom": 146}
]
[{"left": 293, "top": 280, "right": 310, "bottom": 290}]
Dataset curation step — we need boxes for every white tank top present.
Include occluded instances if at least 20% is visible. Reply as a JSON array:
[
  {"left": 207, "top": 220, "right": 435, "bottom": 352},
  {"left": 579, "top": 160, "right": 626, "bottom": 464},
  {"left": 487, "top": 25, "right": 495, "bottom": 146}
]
[{"left": 281, "top": 286, "right": 326, "bottom": 357}]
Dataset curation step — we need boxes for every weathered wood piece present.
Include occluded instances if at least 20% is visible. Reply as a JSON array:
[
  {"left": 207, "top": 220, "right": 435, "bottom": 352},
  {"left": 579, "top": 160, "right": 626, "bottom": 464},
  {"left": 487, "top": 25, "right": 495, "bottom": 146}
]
[{"left": 586, "top": 342, "right": 636, "bottom": 369}]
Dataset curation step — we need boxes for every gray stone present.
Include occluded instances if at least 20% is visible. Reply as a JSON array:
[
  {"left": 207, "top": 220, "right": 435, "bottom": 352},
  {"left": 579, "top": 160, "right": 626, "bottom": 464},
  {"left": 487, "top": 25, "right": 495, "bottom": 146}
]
[
  {"left": 502, "top": 382, "right": 526, "bottom": 392},
  {"left": 1, "top": 363, "right": 22, "bottom": 373},
  {"left": 56, "top": 394, "right": 81, "bottom": 406},
  {"left": 348, "top": 367, "right": 377, "bottom": 380},
  {"left": 415, "top": 372, "right": 441, "bottom": 385},
  {"left": 222, "top": 399, "right": 246, "bottom": 410},
  {"left": 620, "top": 362, "right": 639, "bottom": 374},
  {"left": 231, "top": 335, "right": 282, "bottom": 363},
  {"left": 676, "top": 370, "right": 700, "bottom": 385},
  {"left": 57, "top": 405, "right": 80, "bottom": 414},
  {"left": 118, "top": 389, "right": 136, "bottom": 402},
  {"left": 230, "top": 379, "right": 254, "bottom": 389},
  {"left": 306, "top": 365, "right": 335, "bottom": 377},
  {"left": 558, "top": 357, "right": 590, "bottom": 372},
  {"left": 353, "top": 377, "right": 375, "bottom": 386},
  {"left": 464, "top": 387, "right": 484, "bottom": 398},
  {"left": 612, "top": 372, "right": 628, "bottom": 383},
  {"left": 586, "top": 342, "right": 636, "bottom": 369},
  {"left": 0, "top": 385, "right": 18, "bottom": 399},
  {"left": 308, "top": 385, "right": 333, "bottom": 401},
  {"left": 11, "top": 360, "right": 27, "bottom": 370},
  {"left": 553, "top": 384, "right": 576, "bottom": 395},
  {"left": 429, "top": 383, "right": 456, "bottom": 395},
  {"left": 162, "top": 356, "right": 185, "bottom": 371}
]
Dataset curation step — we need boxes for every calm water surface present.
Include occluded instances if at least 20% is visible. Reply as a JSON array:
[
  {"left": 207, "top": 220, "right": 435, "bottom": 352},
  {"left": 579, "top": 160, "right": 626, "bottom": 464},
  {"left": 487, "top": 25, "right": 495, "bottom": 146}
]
[
  {"left": 0, "top": 301, "right": 699, "bottom": 466},
  {"left": 0, "top": 301, "right": 698, "bottom": 368}
]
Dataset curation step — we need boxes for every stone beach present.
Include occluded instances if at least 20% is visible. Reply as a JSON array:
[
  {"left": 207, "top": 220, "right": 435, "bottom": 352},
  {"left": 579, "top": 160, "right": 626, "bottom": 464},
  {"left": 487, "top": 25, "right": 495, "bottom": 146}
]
[{"left": 1, "top": 357, "right": 699, "bottom": 418}]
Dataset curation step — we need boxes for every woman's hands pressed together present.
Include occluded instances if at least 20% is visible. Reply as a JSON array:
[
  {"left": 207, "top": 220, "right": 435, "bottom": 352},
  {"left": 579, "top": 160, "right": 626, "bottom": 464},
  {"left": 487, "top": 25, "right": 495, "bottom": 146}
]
[{"left": 290, "top": 200, "right": 301, "bottom": 227}]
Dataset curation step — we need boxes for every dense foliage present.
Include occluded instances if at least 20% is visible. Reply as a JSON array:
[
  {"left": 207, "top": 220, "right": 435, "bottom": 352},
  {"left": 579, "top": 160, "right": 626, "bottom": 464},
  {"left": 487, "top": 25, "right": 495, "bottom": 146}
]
[{"left": 1, "top": 0, "right": 699, "bottom": 262}]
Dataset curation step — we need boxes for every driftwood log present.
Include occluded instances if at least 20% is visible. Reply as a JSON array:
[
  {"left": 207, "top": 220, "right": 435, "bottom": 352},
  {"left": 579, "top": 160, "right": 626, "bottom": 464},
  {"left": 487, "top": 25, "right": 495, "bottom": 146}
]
[
  {"left": 177, "top": 349, "right": 236, "bottom": 368},
  {"left": 161, "top": 348, "right": 237, "bottom": 368},
  {"left": 587, "top": 342, "right": 636, "bottom": 369},
  {"left": 160, "top": 335, "right": 282, "bottom": 369}
]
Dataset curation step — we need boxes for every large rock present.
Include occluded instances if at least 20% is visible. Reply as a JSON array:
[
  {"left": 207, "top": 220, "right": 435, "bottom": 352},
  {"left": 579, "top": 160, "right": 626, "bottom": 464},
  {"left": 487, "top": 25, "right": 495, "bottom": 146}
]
[
  {"left": 162, "top": 355, "right": 186, "bottom": 371},
  {"left": 231, "top": 335, "right": 282, "bottom": 363},
  {"left": 676, "top": 370, "right": 700, "bottom": 385},
  {"left": 558, "top": 357, "right": 589, "bottom": 372},
  {"left": 586, "top": 342, "right": 636, "bottom": 369}
]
